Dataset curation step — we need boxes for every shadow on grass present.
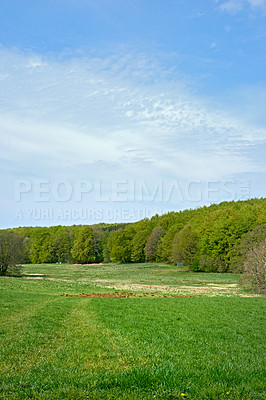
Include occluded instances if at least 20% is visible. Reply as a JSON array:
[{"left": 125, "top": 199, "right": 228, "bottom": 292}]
[
  {"left": 1, "top": 266, "right": 23, "bottom": 277},
  {"left": 1, "top": 265, "right": 47, "bottom": 278}
]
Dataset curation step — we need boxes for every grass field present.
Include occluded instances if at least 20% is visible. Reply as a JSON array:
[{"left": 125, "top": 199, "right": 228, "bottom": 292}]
[{"left": 0, "top": 263, "right": 265, "bottom": 399}]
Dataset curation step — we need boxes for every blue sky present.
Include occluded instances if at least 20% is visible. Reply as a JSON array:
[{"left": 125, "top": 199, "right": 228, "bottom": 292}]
[{"left": 0, "top": 0, "right": 265, "bottom": 227}]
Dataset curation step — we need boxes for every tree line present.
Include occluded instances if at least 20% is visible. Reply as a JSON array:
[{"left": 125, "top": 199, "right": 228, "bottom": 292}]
[{"left": 1, "top": 199, "right": 265, "bottom": 278}]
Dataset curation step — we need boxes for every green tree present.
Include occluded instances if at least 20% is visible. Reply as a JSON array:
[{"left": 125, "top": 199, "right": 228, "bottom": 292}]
[
  {"left": 130, "top": 219, "right": 152, "bottom": 263},
  {"left": 196, "top": 203, "right": 260, "bottom": 272},
  {"left": 131, "top": 229, "right": 150, "bottom": 262},
  {"left": 51, "top": 227, "right": 74, "bottom": 263},
  {"left": 157, "top": 223, "right": 184, "bottom": 262},
  {"left": 109, "top": 226, "right": 136, "bottom": 263},
  {"left": 7, "top": 197, "right": 266, "bottom": 271},
  {"left": 0, "top": 230, "right": 24, "bottom": 275},
  {"left": 171, "top": 225, "right": 198, "bottom": 268},
  {"left": 29, "top": 228, "right": 53, "bottom": 263},
  {"left": 145, "top": 226, "right": 165, "bottom": 262},
  {"left": 71, "top": 226, "right": 96, "bottom": 263},
  {"left": 92, "top": 225, "right": 105, "bottom": 263}
]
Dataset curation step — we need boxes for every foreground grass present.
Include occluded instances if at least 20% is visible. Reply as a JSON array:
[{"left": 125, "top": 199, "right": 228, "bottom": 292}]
[{"left": 0, "top": 264, "right": 265, "bottom": 399}]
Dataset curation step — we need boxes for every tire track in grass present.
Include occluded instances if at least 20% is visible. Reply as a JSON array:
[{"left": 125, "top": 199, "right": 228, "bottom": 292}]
[
  {"left": 6, "top": 298, "right": 146, "bottom": 399},
  {"left": 1, "top": 296, "right": 142, "bottom": 400},
  {"left": 52, "top": 297, "right": 135, "bottom": 373},
  {"left": 0, "top": 296, "right": 74, "bottom": 375},
  {"left": 44, "top": 297, "right": 149, "bottom": 400},
  {"left": 0, "top": 296, "right": 83, "bottom": 400},
  {"left": 0, "top": 295, "right": 59, "bottom": 336}
]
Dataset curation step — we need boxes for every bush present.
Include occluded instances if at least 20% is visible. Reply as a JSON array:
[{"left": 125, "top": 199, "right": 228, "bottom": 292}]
[
  {"left": 242, "top": 239, "right": 266, "bottom": 294},
  {"left": 197, "top": 254, "right": 227, "bottom": 273}
]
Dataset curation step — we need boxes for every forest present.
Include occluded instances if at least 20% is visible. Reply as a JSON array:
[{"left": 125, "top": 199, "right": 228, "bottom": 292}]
[{"left": 1, "top": 198, "right": 265, "bottom": 275}]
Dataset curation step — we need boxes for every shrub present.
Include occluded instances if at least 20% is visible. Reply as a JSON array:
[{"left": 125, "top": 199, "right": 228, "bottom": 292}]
[{"left": 197, "top": 254, "right": 227, "bottom": 273}]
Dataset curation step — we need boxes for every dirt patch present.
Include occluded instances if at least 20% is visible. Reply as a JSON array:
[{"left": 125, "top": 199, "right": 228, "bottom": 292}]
[
  {"left": 120, "top": 283, "right": 209, "bottom": 292},
  {"left": 61, "top": 292, "right": 194, "bottom": 298},
  {"left": 23, "top": 276, "right": 44, "bottom": 280},
  {"left": 73, "top": 263, "right": 103, "bottom": 266},
  {"left": 62, "top": 291, "right": 133, "bottom": 298},
  {"left": 25, "top": 273, "right": 45, "bottom": 276},
  {"left": 23, "top": 276, "right": 70, "bottom": 282},
  {"left": 91, "top": 281, "right": 241, "bottom": 295}
]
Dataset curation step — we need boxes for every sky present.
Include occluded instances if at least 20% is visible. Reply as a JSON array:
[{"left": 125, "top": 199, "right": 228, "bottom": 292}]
[{"left": 0, "top": 0, "right": 265, "bottom": 228}]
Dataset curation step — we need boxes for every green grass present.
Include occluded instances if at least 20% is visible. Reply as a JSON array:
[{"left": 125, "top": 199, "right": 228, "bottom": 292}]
[
  {"left": 20, "top": 262, "right": 241, "bottom": 285},
  {"left": 0, "top": 263, "right": 265, "bottom": 399}
]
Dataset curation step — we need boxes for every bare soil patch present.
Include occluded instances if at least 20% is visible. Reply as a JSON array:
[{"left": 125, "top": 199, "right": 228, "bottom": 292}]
[
  {"left": 23, "top": 276, "right": 70, "bottom": 282},
  {"left": 94, "top": 282, "right": 240, "bottom": 295},
  {"left": 130, "top": 283, "right": 209, "bottom": 291},
  {"left": 61, "top": 292, "right": 194, "bottom": 298},
  {"left": 73, "top": 263, "right": 104, "bottom": 266}
]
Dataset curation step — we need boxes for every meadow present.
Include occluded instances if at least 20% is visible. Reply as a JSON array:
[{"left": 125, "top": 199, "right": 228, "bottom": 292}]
[{"left": 0, "top": 263, "right": 265, "bottom": 399}]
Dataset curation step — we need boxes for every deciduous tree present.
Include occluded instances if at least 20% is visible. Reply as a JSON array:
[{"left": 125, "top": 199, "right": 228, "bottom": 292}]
[
  {"left": 0, "top": 230, "right": 24, "bottom": 275},
  {"left": 71, "top": 226, "right": 96, "bottom": 263},
  {"left": 109, "top": 226, "right": 136, "bottom": 263},
  {"left": 243, "top": 239, "right": 266, "bottom": 293},
  {"left": 171, "top": 225, "right": 198, "bottom": 268},
  {"left": 145, "top": 226, "right": 165, "bottom": 262}
]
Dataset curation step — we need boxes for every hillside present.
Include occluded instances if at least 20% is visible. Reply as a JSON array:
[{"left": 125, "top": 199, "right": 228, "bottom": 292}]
[{"left": 6, "top": 198, "right": 265, "bottom": 273}]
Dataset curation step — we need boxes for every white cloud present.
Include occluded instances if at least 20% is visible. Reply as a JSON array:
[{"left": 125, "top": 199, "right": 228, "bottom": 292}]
[
  {"left": 248, "top": 0, "right": 266, "bottom": 6},
  {"left": 217, "top": 0, "right": 266, "bottom": 13},
  {"left": 0, "top": 47, "right": 265, "bottom": 185},
  {"left": 0, "top": 46, "right": 265, "bottom": 227},
  {"left": 218, "top": 0, "right": 244, "bottom": 13}
]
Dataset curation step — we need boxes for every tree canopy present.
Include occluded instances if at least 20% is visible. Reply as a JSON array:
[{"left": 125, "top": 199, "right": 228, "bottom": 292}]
[
  {"left": 5, "top": 198, "right": 266, "bottom": 273},
  {"left": 0, "top": 230, "right": 24, "bottom": 275}
]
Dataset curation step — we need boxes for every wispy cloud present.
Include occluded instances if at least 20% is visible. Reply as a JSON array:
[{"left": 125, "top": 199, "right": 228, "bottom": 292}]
[
  {"left": 217, "top": 0, "right": 266, "bottom": 13},
  {"left": 218, "top": 0, "right": 243, "bottom": 13},
  {"left": 248, "top": 0, "right": 266, "bottom": 6},
  {"left": 0, "top": 46, "right": 265, "bottom": 186}
]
